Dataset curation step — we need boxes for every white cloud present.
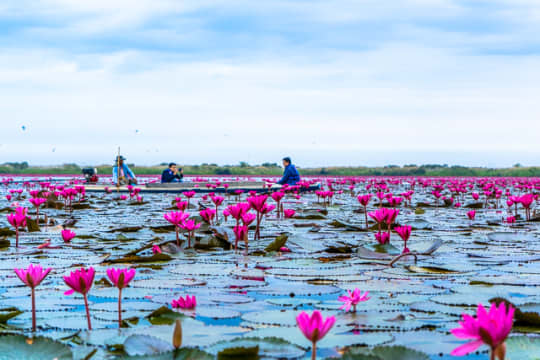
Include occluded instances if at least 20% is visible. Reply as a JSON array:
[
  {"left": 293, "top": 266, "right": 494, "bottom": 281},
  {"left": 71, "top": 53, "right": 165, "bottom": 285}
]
[{"left": 1, "top": 1, "right": 540, "bottom": 166}]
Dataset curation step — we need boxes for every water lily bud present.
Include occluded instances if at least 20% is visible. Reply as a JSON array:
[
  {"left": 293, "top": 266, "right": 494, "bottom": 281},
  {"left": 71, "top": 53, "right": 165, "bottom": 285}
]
[
  {"left": 172, "top": 319, "right": 182, "bottom": 349},
  {"left": 494, "top": 342, "right": 506, "bottom": 360}
]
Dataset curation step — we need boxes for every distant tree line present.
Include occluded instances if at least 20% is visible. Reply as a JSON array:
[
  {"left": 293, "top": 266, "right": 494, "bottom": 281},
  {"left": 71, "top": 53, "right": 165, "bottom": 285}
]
[{"left": 2, "top": 161, "right": 540, "bottom": 177}]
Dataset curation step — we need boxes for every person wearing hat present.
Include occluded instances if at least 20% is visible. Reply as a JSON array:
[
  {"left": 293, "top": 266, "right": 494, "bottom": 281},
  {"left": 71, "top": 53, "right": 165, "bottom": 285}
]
[
  {"left": 112, "top": 155, "right": 137, "bottom": 185},
  {"left": 277, "top": 157, "right": 300, "bottom": 185},
  {"left": 161, "top": 162, "right": 184, "bottom": 183}
]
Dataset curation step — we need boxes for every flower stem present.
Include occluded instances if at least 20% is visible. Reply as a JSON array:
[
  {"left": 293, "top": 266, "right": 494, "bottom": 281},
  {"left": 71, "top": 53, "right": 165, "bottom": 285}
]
[
  {"left": 31, "top": 287, "right": 36, "bottom": 332},
  {"left": 311, "top": 341, "right": 317, "bottom": 360},
  {"left": 118, "top": 288, "right": 122, "bottom": 328},
  {"left": 364, "top": 206, "right": 368, "bottom": 230},
  {"left": 83, "top": 293, "right": 92, "bottom": 330}
]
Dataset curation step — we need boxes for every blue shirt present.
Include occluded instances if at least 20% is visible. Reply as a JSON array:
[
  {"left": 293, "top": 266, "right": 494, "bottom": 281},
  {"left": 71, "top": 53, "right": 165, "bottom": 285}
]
[
  {"left": 112, "top": 163, "right": 136, "bottom": 184},
  {"left": 278, "top": 164, "right": 300, "bottom": 185},
  {"left": 161, "top": 168, "right": 183, "bottom": 183}
]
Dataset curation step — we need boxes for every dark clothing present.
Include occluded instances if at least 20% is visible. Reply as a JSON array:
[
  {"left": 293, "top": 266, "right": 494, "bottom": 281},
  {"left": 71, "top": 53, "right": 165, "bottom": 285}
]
[
  {"left": 277, "top": 164, "right": 300, "bottom": 185},
  {"left": 161, "top": 168, "right": 183, "bottom": 183}
]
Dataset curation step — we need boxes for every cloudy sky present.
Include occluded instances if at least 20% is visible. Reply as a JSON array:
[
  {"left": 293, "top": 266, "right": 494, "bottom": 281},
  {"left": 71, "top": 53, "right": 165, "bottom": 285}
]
[{"left": 0, "top": 0, "right": 539, "bottom": 167}]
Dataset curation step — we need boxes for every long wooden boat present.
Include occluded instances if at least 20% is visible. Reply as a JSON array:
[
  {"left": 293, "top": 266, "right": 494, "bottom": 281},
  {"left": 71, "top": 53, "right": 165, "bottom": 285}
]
[{"left": 84, "top": 181, "right": 320, "bottom": 194}]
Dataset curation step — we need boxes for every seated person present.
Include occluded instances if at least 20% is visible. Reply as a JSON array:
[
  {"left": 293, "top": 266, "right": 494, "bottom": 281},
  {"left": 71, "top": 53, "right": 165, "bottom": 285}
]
[
  {"left": 161, "top": 162, "right": 184, "bottom": 183},
  {"left": 277, "top": 157, "right": 300, "bottom": 185},
  {"left": 112, "top": 156, "right": 137, "bottom": 185}
]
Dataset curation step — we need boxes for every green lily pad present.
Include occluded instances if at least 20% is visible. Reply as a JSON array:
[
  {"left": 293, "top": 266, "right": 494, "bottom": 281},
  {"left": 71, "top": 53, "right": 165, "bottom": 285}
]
[{"left": 0, "top": 335, "right": 73, "bottom": 360}]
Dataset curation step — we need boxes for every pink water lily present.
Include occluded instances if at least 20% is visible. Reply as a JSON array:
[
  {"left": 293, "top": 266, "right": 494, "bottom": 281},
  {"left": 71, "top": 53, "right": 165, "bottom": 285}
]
[
  {"left": 199, "top": 208, "right": 216, "bottom": 225},
  {"left": 271, "top": 191, "right": 285, "bottom": 218},
  {"left": 394, "top": 225, "right": 412, "bottom": 253},
  {"left": 247, "top": 194, "right": 268, "bottom": 240},
  {"left": 233, "top": 225, "right": 249, "bottom": 253},
  {"left": 171, "top": 295, "right": 197, "bottom": 309},
  {"left": 451, "top": 302, "right": 514, "bottom": 359},
  {"left": 296, "top": 310, "right": 335, "bottom": 360},
  {"left": 29, "top": 197, "right": 47, "bottom": 221},
  {"left": 241, "top": 212, "right": 256, "bottom": 226},
  {"left": 176, "top": 201, "right": 188, "bottom": 211},
  {"left": 107, "top": 268, "right": 136, "bottom": 327},
  {"left": 467, "top": 210, "right": 476, "bottom": 221},
  {"left": 226, "top": 202, "right": 251, "bottom": 251},
  {"left": 61, "top": 229, "right": 76, "bottom": 243},
  {"left": 181, "top": 218, "right": 201, "bottom": 248},
  {"left": 63, "top": 267, "right": 95, "bottom": 330},
  {"left": 283, "top": 209, "right": 296, "bottom": 218},
  {"left": 164, "top": 211, "right": 189, "bottom": 246},
  {"left": 338, "top": 288, "right": 370, "bottom": 312},
  {"left": 14, "top": 264, "right": 52, "bottom": 331},
  {"left": 375, "top": 232, "right": 390, "bottom": 244},
  {"left": 210, "top": 195, "right": 225, "bottom": 223},
  {"left": 7, "top": 206, "right": 27, "bottom": 247},
  {"left": 357, "top": 194, "right": 372, "bottom": 229}
]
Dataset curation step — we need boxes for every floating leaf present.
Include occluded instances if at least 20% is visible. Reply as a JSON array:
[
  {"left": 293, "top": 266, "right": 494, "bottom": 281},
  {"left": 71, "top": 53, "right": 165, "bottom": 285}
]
[{"left": 0, "top": 335, "right": 73, "bottom": 360}]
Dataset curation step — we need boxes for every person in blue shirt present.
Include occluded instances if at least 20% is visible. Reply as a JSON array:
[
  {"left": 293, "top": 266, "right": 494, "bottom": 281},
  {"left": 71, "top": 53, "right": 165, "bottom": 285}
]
[
  {"left": 277, "top": 157, "right": 300, "bottom": 185},
  {"left": 161, "top": 162, "right": 184, "bottom": 183},
  {"left": 112, "top": 156, "right": 137, "bottom": 185}
]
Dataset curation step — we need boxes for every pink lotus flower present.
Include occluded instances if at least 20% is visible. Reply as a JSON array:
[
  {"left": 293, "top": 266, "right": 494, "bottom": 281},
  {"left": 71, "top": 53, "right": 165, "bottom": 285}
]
[
  {"left": 394, "top": 225, "right": 412, "bottom": 253},
  {"left": 152, "top": 244, "right": 162, "bottom": 254},
  {"left": 260, "top": 203, "right": 275, "bottom": 215},
  {"left": 271, "top": 191, "right": 285, "bottom": 218},
  {"left": 375, "top": 232, "right": 390, "bottom": 244},
  {"left": 63, "top": 267, "right": 95, "bottom": 330},
  {"left": 183, "top": 191, "right": 196, "bottom": 207},
  {"left": 271, "top": 191, "right": 285, "bottom": 202},
  {"left": 241, "top": 212, "right": 256, "bottom": 226},
  {"left": 338, "top": 288, "right": 370, "bottom": 312},
  {"left": 226, "top": 203, "right": 251, "bottom": 221},
  {"left": 107, "top": 268, "right": 136, "bottom": 290},
  {"left": 357, "top": 194, "right": 372, "bottom": 229},
  {"left": 467, "top": 210, "right": 476, "bottom": 221},
  {"left": 211, "top": 195, "right": 225, "bottom": 223},
  {"left": 199, "top": 208, "right": 216, "bottom": 225},
  {"left": 368, "top": 208, "right": 387, "bottom": 227},
  {"left": 233, "top": 225, "right": 249, "bottom": 252},
  {"left": 181, "top": 218, "right": 201, "bottom": 248},
  {"left": 472, "top": 192, "right": 480, "bottom": 201},
  {"left": 5, "top": 194, "right": 12, "bottom": 201},
  {"left": 519, "top": 194, "right": 534, "bottom": 221},
  {"left": 7, "top": 206, "right": 27, "bottom": 247},
  {"left": 451, "top": 302, "right": 514, "bottom": 359},
  {"left": 164, "top": 211, "right": 189, "bottom": 246},
  {"left": 388, "top": 196, "right": 403, "bottom": 208},
  {"left": 14, "top": 264, "right": 52, "bottom": 331},
  {"left": 296, "top": 310, "right": 335, "bottom": 360},
  {"left": 385, "top": 208, "right": 399, "bottom": 225},
  {"left": 506, "top": 216, "right": 516, "bottom": 224},
  {"left": 283, "top": 209, "right": 296, "bottom": 218},
  {"left": 61, "top": 229, "right": 76, "bottom": 243},
  {"left": 247, "top": 194, "right": 268, "bottom": 213},
  {"left": 107, "top": 268, "right": 136, "bottom": 327},
  {"left": 279, "top": 246, "right": 291, "bottom": 252},
  {"left": 176, "top": 201, "right": 188, "bottom": 211},
  {"left": 248, "top": 195, "right": 271, "bottom": 241},
  {"left": 171, "top": 295, "right": 197, "bottom": 309}
]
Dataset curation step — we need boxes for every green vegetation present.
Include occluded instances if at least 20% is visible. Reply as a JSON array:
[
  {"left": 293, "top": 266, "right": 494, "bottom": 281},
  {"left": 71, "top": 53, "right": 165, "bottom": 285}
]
[{"left": 2, "top": 161, "right": 540, "bottom": 177}]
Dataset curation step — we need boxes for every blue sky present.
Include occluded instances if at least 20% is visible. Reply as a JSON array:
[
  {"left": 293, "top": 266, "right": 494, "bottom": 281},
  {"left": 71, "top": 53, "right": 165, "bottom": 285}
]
[{"left": 0, "top": 0, "right": 539, "bottom": 167}]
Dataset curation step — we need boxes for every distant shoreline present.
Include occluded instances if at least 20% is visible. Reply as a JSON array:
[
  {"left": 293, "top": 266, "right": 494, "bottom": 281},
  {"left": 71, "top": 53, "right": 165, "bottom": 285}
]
[{"left": 2, "top": 163, "right": 540, "bottom": 177}]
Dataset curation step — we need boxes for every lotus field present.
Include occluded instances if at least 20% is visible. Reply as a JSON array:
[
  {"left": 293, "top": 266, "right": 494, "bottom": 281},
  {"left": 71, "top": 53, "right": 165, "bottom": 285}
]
[{"left": 1, "top": 175, "right": 540, "bottom": 359}]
